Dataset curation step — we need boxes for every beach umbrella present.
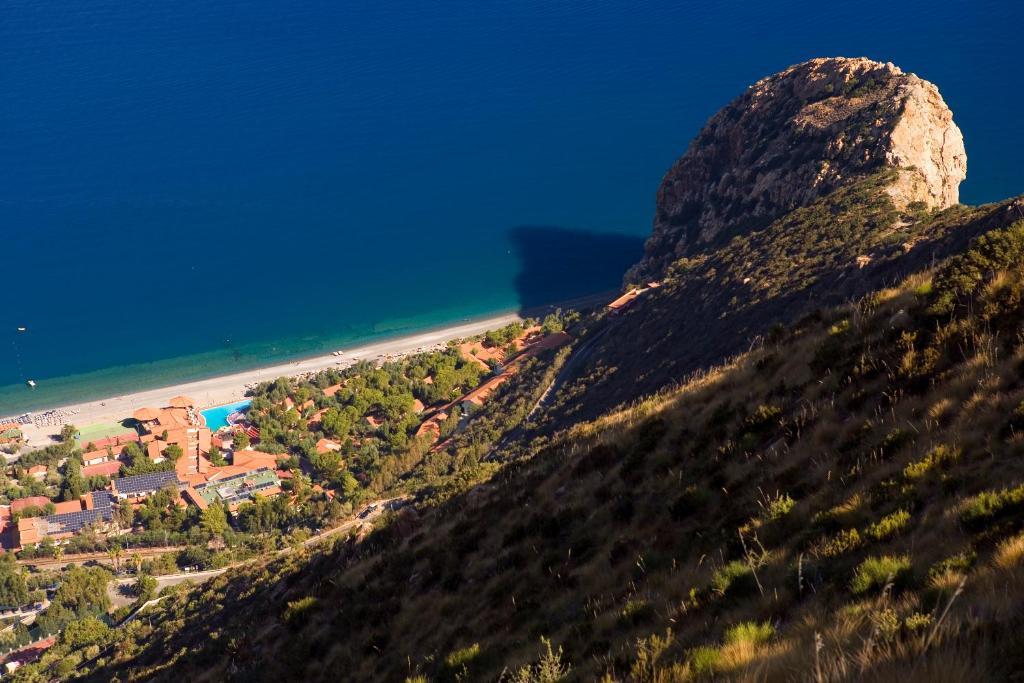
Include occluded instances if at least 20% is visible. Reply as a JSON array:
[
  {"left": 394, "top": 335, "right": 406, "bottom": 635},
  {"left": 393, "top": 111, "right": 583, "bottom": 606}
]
[
  {"left": 132, "top": 407, "right": 160, "bottom": 422},
  {"left": 168, "top": 395, "right": 195, "bottom": 408}
]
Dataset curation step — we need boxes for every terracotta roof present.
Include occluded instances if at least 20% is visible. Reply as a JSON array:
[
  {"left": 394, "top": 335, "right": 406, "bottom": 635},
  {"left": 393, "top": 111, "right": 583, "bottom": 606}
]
[
  {"left": 307, "top": 408, "right": 328, "bottom": 425},
  {"left": 365, "top": 415, "right": 383, "bottom": 428},
  {"left": 168, "top": 395, "right": 195, "bottom": 408},
  {"left": 16, "top": 517, "right": 46, "bottom": 546},
  {"left": 181, "top": 486, "right": 209, "bottom": 511},
  {"left": 156, "top": 407, "right": 192, "bottom": 429},
  {"left": 323, "top": 384, "right": 343, "bottom": 397},
  {"left": 27, "top": 465, "right": 48, "bottom": 476},
  {"left": 133, "top": 407, "right": 160, "bottom": 421},
  {"left": 412, "top": 399, "right": 425, "bottom": 413},
  {"left": 81, "top": 460, "right": 124, "bottom": 478},
  {"left": 461, "top": 373, "right": 512, "bottom": 406},
  {"left": 11, "top": 496, "right": 51, "bottom": 513},
  {"left": 315, "top": 438, "right": 342, "bottom": 454},
  {"left": 88, "top": 432, "right": 139, "bottom": 450},
  {"left": 231, "top": 450, "right": 282, "bottom": 470},
  {"left": 198, "top": 428, "right": 212, "bottom": 455},
  {"left": 52, "top": 499, "right": 85, "bottom": 515},
  {"left": 415, "top": 411, "right": 448, "bottom": 439},
  {"left": 607, "top": 288, "right": 642, "bottom": 310},
  {"left": 204, "top": 465, "right": 254, "bottom": 482}
]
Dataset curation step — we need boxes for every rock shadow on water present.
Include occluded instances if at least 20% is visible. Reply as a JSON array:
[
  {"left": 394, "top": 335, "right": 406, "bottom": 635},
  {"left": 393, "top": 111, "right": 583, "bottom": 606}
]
[{"left": 507, "top": 226, "right": 645, "bottom": 314}]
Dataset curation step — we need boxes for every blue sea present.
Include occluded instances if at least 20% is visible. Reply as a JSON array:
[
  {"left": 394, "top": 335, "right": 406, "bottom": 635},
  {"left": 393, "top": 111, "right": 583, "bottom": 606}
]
[{"left": 2, "top": 0, "right": 1021, "bottom": 414}]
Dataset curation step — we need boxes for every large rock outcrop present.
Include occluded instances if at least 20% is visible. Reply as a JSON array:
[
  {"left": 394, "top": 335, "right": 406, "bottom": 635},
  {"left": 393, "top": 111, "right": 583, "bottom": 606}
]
[{"left": 626, "top": 57, "right": 966, "bottom": 284}]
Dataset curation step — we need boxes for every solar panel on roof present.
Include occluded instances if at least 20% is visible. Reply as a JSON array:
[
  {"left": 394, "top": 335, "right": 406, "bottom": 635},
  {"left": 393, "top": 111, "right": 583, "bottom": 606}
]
[
  {"left": 116, "top": 470, "right": 180, "bottom": 494},
  {"left": 45, "top": 508, "right": 112, "bottom": 533}
]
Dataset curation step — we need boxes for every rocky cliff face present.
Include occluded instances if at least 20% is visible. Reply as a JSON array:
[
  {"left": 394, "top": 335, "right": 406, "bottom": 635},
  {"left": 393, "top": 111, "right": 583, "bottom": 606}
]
[{"left": 626, "top": 57, "right": 967, "bottom": 284}]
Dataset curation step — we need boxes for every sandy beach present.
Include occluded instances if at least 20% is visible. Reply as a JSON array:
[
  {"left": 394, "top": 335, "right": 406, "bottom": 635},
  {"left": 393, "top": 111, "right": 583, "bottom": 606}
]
[{"left": 16, "top": 311, "right": 530, "bottom": 449}]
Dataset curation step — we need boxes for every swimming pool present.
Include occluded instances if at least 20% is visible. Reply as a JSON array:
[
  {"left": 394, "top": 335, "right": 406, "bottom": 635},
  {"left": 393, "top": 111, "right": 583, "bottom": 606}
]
[{"left": 200, "top": 399, "right": 251, "bottom": 431}]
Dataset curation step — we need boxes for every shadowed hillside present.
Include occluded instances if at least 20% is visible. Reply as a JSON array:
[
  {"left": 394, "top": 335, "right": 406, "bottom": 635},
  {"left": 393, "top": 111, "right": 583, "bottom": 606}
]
[{"left": 54, "top": 215, "right": 1024, "bottom": 682}]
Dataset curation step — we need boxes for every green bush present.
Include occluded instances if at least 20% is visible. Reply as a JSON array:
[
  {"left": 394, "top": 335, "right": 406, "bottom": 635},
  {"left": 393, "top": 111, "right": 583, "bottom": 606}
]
[
  {"left": 866, "top": 509, "right": 911, "bottom": 541},
  {"left": 850, "top": 555, "right": 912, "bottom": 595},
  {"left": 960, "top": 484, "right": 1024, "bottom": 529},
  {"left": 744, "top": 404, "right": 782, "bottom": 433},
  {"left": 928, "top": 550, "right": 977, "bottom": 579},
  {"left": 723, "top": 620, "right": 774, "bottom": 646},
  {"left": 687, "top": 646, "right": 722, "bottom": 675},
  {"left": 820, "top": 528, "right": 863, "bottom": 557},
  {"left": 710, "top": 560, "right": 755, "bottom": 597},
  {"left": 619, "top": 597, "right": 654, "bottom": 625},
  {"left": 929, "top": 220, "right": 1024, "bottom": 315},
  {"left": 761, "top": 492, "right": 795, "bottom": 521},
  {"left": 903, "top": 444, "right": 959, "bottom": 480},
  {"left": 283, "top": 596, "right": 318, "bottom": 625},
  {"left": 444, "top": 643, "right": 482, "bottom": 671}
]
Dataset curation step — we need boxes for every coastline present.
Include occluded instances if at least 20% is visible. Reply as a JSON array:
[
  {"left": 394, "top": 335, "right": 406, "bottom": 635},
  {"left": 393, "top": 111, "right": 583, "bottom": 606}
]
[{"left": 13, "top": 290, "right": 612, "bottom": 449}]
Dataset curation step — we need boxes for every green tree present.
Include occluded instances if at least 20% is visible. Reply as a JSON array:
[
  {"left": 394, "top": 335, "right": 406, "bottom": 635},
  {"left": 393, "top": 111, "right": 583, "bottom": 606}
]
[
  {"left": 209, "top": 445, "right": 227, "bottom": 467},
  {"left": 201, "top": 502, "right": 229, "bottom": 537},
  {"left": 338, "top": 471, "right": 360, "bottom": 501},
  {"left": 541, "top": 311, "right": 564, "bottom": 334},
  {"left": 51, "top": 565, "right": 112, "bottom": 616},
  {"left": 163, "top": 444, "right": 183, "bottom": 462},
  {"left": 62, "top": 458, "right": 86, "bottom": 501},
  {"left": 60, "top": 424, "right": 79, "bottom": 444},
  {"left": 60, "top": 615, "right": 110, "bottom": 650},
  {"left": 233, "top": 430, "right": 250, "bottom": 450},
  {"left": 133, "top": 573, "right": 158, "bottom": 602},
  {"left": 0, "top": 553, "right": 29, "bottom": 607}
]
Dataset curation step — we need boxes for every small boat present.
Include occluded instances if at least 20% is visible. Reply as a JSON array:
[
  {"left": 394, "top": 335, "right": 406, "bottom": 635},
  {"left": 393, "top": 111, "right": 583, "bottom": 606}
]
[
  {"left": 16, "top": 327, "right": 26, "bottom": 332},
  {"left": 26, "top": 380, "right": 36, "bottom": 388}
]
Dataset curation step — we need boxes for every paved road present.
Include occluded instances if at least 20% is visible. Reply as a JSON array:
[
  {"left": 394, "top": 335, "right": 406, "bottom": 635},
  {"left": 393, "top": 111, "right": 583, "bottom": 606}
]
[{"left": 0, "top": 599, "right": 50, "bottom": 624}]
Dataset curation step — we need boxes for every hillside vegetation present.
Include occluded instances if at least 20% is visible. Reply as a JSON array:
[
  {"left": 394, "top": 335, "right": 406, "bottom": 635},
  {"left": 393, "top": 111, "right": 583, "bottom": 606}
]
[
  {"left": 25, "top": 213, "right": 1024, "bottom": 681},
  {"left": 540, "top": 170, "right": 1023, "bottom": 426}
]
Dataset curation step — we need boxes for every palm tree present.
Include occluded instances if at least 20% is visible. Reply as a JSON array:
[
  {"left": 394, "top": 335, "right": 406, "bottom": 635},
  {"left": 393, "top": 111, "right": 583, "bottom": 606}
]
[
  {"left": 52, "top": 545, "right": 63, "bottom": 564},
  {"left": 107, "top": 545, "right": 123, "bottom": 573},
  {"left": 131, "top": 553, "right": 143, "bottom": 575}
]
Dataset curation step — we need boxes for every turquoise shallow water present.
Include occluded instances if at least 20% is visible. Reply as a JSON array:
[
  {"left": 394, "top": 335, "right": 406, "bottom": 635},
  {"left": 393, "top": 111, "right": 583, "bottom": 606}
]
[
  {"left": 201, "top": 400, "right": 252, "bottom": 431},
  {"left": 1, "top": 0, "right": 1021, "bottom": 415}
]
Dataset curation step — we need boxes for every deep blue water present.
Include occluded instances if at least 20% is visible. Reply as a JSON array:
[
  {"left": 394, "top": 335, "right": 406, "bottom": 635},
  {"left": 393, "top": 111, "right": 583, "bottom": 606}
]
[{"left": 2, "top": 0, "right": 1022, "bottom": 413}]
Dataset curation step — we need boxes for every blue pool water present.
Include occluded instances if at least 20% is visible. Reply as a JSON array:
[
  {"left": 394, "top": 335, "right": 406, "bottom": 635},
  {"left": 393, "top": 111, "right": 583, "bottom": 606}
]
[
  {"left": 1, "top": 0, "right": 1021, "bottom": 414},
  {"left": 201, "top": 400, "right": 251, "bottom": 432}
]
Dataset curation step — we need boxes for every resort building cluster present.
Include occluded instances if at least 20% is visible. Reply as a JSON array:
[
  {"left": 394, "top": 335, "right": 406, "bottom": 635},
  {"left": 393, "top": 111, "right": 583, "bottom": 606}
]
[
  {"left": 0, "top": 321, "right": 580, "bottom": 556},
  {"left": 0, "top": 395, "right": 288, "bottom": 552}
]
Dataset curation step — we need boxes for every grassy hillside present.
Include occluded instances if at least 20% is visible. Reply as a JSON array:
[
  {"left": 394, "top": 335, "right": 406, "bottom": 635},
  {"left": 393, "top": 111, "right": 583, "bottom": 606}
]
[
  {"left": 27, "top": 212, "right": 1024, "bottom": 681},
  {"left": 539, "top": 172, "right": 1024, "bottom": 427}
]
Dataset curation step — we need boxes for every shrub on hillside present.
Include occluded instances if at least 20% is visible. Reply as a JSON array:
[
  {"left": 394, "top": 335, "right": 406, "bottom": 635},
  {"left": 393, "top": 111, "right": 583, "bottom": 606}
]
[
  {"left": 723, "top": 620, "right": 774, "bottom": 646},
  {"left": 903, "top": 444, "right": 959, "bottom": 480},
  {"left": 759, "top": 492, "right": 795, "bottom": 522},
  {"left": 928, "top": 550, "right": 976, "bottom": 579},
  {"left": 960, "top": 484, "right": 1024, "bottom": 530},
  {"left": 929, "top": 220, "right": 1024, "bottom": 315},
  {"left": 711, "top": 560, "right": 756, "bottom": 597},
  {"left": 850, "top": 554, "right": 912, "bottom": 595},
  {"left": 687, "top": 646, "right": 722, "bottom": 676},
  {"left": 820, "top": 528, "right": 863, "bottom": 558},
  {"left": 866, "top": 509, "right": 911, "bottom": 541}
]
